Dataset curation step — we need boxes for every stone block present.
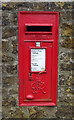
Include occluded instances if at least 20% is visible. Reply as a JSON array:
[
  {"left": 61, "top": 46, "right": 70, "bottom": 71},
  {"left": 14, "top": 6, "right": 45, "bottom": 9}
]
[
  {"left": 2, "top": 76, "right": 18, "bottom": 87},
  {"left": 60, "top": 62, "right": 73, "bottom": 71},
  {"left": 59, "top": 49, "right": 74, "bottom": 64},
  {"left": 2, "top": 3, "right": 17, "bottom": 11},
  {"left": 2, "top": 64, "right": 17, "bottom": 75},
  {"left": 12, "top": 40, "right": 18, "bottom": 54},
  {"left": 60, "top": 37, "right": 73, "bottom": 49},
  {"left": 2, "top": 17, "right": 9, "bottom": 26},
  {"left": 6, "top": 64, "right": 17, "bottom": 74},
  {"left": 2, "top": 26, "right": 17, "bottom": 38},
  {"left": 2, "top": 11, "right": 17, "bottom": 26},
  {"left": 60, "top": 10, "right": 72, "bottom": 23},
  {"left": 47, "top": 2, "right": 72, "bottom": 12},
  {"left": 2, "top": 96, "right": 17, "bottom": 107},
  {"left": 2, "top": 54, "right": 14, "bottom": 62},
  {"left": 60, "top": 23, "right": 72, "bottom": 36},
  {"left": 2, "top": 39, "right": 9, "bottom": 52},
  {"left": 56, "top": 106, "right": 72, "bottom": 119}
]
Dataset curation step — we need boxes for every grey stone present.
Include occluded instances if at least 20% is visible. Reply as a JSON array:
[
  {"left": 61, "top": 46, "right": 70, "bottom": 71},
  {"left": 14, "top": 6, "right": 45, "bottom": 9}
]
[
  {"left": 2, "top": 26, "right": 17, "bottom": 38},
  {"left": 2, "top": 54, "right": 14, "bottom": 62},
  {"left": 3, "top": 76, "right": 18, "bottom": 87}
]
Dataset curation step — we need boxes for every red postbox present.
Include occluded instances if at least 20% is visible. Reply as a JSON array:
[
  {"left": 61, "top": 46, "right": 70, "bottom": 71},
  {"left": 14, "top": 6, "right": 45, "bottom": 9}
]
[{"left": 18, "top": 11, "right": 59, "bottom": 106}]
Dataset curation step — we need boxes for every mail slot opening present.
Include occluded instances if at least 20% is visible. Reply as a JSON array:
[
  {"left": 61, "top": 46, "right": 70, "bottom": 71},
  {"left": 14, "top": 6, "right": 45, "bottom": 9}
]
[{"left": 26, "top": 26, "right": 52, "bottom": 32}]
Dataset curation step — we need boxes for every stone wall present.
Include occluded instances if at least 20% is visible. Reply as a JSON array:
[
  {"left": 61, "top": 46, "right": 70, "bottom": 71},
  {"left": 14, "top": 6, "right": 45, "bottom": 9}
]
[{"left": 2, "top": 2, "right": 73, "bottom": 120}]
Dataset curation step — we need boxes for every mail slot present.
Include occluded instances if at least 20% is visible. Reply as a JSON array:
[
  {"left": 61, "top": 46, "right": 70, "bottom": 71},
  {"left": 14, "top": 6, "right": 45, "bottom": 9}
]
[{"left": 18, "top": 11, "right": 59, "bottom": 106}]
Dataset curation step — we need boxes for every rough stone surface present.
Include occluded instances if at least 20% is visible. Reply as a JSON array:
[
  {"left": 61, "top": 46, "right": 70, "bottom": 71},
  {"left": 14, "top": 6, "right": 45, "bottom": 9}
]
[{"left": 2, "top": 2, "right": 73, "bottom": 120}]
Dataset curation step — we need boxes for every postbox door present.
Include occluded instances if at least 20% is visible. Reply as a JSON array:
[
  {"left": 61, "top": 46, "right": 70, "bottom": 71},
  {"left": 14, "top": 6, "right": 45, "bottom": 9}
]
[
  {"left": 19, "top": 41, "right": 53, "bottom": 104},
  {"left": 18, "top": 11, "right": 59, "bottom": 106}
]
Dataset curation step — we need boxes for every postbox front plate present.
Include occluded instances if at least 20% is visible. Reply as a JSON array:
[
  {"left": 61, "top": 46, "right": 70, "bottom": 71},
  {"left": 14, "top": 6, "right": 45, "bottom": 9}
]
[{"left": 18, "top": 11, "right": 59, "bottom": 106}]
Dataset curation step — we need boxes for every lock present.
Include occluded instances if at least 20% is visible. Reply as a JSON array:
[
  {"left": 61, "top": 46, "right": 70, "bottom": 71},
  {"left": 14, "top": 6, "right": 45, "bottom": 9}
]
[
  {"left": 29, "top": 73, "right": 33, "bottom": 81},
  {"left": 18, "top": 11, "right": 59, "bottom": 106}
]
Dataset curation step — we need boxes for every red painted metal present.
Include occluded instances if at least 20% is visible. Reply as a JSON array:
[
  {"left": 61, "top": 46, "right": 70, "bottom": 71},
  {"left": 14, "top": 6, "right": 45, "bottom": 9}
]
[{"left": 18, "top": 11, "right": 59, "bottom": 106}]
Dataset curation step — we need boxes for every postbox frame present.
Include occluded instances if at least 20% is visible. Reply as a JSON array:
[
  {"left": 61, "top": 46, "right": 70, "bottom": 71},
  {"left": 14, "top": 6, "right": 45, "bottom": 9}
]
[{"left": 18, "top": 11, "right": 59, "bottom": 106}]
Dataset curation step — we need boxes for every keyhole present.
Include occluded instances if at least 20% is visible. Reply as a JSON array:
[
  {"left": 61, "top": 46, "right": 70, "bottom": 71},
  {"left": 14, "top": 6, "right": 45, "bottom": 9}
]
[{"left": 29, "top": 73, "right": 33, "bottom": 81}]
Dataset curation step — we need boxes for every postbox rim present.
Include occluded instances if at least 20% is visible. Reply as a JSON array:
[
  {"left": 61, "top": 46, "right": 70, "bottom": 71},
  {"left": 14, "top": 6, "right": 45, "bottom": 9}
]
[
  {"left": 18, "top": 11, "right": 59, "bottom": 14},
  {"left": 18, "top": 11, "right": 59, "bottom": 106}
]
